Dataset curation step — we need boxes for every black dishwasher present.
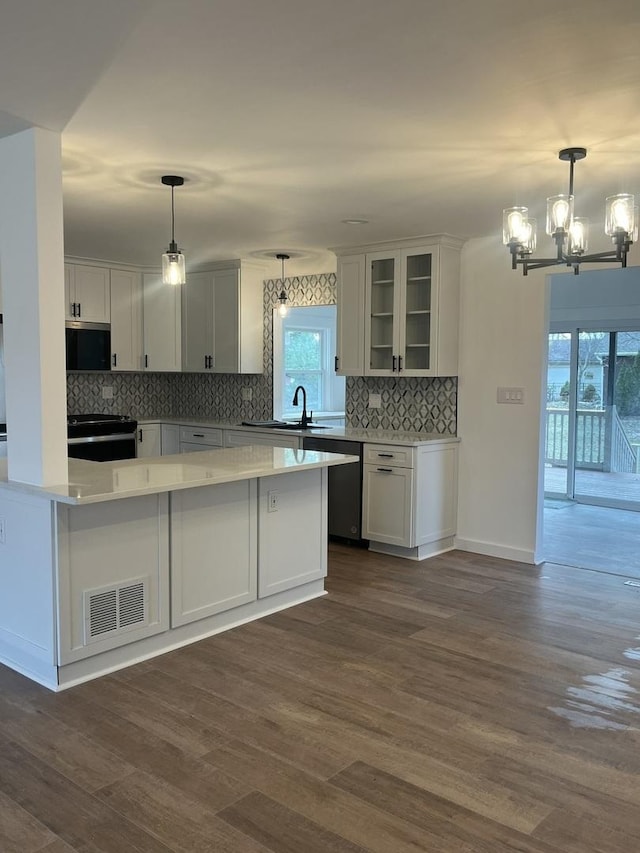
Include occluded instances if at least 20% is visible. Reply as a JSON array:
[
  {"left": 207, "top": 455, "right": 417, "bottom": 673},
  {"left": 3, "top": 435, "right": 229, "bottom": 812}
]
[{"left": 302, "top": 437, "right": 366, "bottom": 544}]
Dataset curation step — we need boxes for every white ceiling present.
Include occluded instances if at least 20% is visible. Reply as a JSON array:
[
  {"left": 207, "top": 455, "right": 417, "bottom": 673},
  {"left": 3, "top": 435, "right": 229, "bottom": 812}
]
[{"left": 2, "top": 0, "right": 640, "bottom": 275}]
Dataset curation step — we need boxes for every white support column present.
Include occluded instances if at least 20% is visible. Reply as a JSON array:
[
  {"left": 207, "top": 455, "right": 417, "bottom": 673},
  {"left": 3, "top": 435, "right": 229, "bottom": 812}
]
[{"left": 0, "top": 128, "right": 67, "bottom": 486}]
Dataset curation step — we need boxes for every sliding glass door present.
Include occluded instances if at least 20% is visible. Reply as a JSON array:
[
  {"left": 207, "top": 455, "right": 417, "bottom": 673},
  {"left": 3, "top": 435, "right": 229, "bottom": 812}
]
[{"left": 545, "top": 329, "right": 640, "bottom": 509}]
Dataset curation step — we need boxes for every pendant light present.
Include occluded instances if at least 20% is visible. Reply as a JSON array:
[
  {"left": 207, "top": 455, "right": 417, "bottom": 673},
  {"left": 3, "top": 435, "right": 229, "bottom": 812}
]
[
  {"left": 276, "top": 253, "right": 289, "bottom": 317},
  {"left": 161, "top": 175, "right": 186, "bottom": 285}
]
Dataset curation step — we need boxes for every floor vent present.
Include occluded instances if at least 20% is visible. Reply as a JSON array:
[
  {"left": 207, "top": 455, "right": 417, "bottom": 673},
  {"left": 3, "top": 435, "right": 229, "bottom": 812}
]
[{"left": 84, "top": 578, "right": 149, "bottom": 644}]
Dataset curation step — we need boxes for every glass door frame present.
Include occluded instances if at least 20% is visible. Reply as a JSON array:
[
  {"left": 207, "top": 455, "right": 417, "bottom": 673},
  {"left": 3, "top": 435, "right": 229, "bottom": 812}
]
[{"left": 548, "top": 320, "right": 640, "bottom": 511}]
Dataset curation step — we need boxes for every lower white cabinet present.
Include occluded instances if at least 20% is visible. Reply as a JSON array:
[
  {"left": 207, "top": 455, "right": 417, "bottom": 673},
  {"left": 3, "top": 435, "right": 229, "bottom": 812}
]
[
  {"left": 258, "top": 469, "right": 327, "bottom": 597},
  {"left": 179, "top": 425, "right": 223, "bottom": 454},
  {"left": 170, "top": 481, "right": 257, "bottom": 627},
  {"left": 137, "top": 423, "right": 162, "bottom": 458},
  {"left": 363, "top": 463, "right": 413, "bottom": 547},
  {"left": 363, "top": 441, "right": 458, "bottom": 558},
  {"left": 56, "top": 494, "right": 169, "bottom": 663},
  {"left": 161, "top": 424, "right": 180, "bottom": 455},
  {"left": 224, "top": 430, "right": 301, "bottom": 449}
]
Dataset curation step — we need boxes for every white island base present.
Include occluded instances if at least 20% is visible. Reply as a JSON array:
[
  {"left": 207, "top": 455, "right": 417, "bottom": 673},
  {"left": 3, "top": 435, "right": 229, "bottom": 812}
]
[{"left": 0, "top": 446, "right": 356, "bottom": 690}]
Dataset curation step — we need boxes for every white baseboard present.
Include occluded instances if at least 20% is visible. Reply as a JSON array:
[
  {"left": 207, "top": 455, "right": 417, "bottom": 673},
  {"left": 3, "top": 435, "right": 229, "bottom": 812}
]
[{"left": 453, "top": 537, "right": 538, "bottom": 565}]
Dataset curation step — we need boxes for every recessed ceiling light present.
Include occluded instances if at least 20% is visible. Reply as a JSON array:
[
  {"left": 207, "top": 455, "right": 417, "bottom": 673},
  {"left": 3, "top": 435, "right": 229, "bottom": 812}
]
[{"left": 341, "top": 218, "right": 369, "bottom": 225}]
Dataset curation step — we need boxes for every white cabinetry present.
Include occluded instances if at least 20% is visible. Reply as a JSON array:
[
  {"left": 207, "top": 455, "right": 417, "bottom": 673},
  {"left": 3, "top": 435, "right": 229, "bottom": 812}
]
[
  {"left": 182, "top": 261, "right": 264, "bottom": 374},
  {"left": 363, "top": 441, "right": 458, "bottom": 559},
  {"left": 258, "top": 469, "right": 327, "bottom": 597},
  {"left": 224, "top": 430, "right": 301, "bottom": 450},
  {"left": 335, "top": 254, "right": 366, "bottom": 375},
  {"left": 110, "top": 268, "right": 142, "bottom": 371},
  {"left": 142, "top": 273, "right": 181, "bottom": 371},
  {"left": 179, "top": 425, "right": 223, "bottom": 453},
  {"left": 137, "top": 423, "right": 162, "bottom": 458},
  {"left": 332, "top": 236, "right": 462, "bottom": 377},
  {"left": 64, "top": 264, "right": 111, "bottom": 323},
  {"left": 56, "top": 494, "right": 169, "bottom": 664},
  {"left": 161, "top": 424, "right": 180, "bottom": 455},
  {"left": 171, "top": 481, "right": 257, "bottom": 626}
]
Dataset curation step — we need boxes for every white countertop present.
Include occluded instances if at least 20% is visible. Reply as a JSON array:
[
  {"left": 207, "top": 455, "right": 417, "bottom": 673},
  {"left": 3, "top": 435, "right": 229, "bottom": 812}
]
[
  {"left": 141, "top": 417, "right": 459, "bottom": 447},
  {"left": 0, "top": 446, "right": 358, "bottom": 506}
]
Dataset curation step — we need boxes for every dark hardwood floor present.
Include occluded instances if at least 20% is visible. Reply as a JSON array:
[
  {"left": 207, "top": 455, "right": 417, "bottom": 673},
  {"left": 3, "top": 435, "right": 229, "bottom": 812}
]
[{"left": 2, "top": 543, "right": 640, "bottom": 852}]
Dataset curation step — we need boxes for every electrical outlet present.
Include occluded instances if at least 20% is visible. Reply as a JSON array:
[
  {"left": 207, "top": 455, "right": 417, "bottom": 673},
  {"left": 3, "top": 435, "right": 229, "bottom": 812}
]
[
  {"left": 268, "top": 491, "right": 279, "bottom": 512},
  {"left": 242, "top": 387, "right": 253, "bottom": 402},
  {"left": 368, "top": 393, "right": 382, "bottom": 409},
  {"left": 0, "top": 518, "right": 5, "bottom": 545},
  {"left": 101, "top": 386, "right": 114, "bottom": 400}
]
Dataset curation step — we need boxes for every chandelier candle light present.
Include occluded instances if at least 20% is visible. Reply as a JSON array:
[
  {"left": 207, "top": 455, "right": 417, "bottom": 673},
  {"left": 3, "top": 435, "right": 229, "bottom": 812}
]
[
  {"left": 503, "top": 148, "right": 636, "bottom": 275},
  {"left": 161, "top": 175, "right": 186, "bottom": 285},
  {"left": 276, "top": 253, "right": 289, "bottom": 317}
]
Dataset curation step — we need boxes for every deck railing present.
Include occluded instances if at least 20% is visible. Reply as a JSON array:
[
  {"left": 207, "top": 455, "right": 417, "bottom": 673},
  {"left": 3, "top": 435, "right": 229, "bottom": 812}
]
[{"left": 545, "top": 407, "right": 637, "bottom": 473}]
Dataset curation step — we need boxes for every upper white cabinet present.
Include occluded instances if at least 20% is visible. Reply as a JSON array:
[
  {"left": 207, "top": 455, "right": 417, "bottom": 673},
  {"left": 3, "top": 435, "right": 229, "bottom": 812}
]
[
  {"left": 335, "top": 254, "right": 366, "bottom": 375},
  {"left": 332, "top": 235, "right": 463, "bottom": 377},
  {"left": 64, "top": 263, "right": 111, "bottom": 323},
  {"left": 182, "top": 261, "right": 264, "bottom": 374},
  {"left": 142, "top": 273, "right": 182, "bottom": 372},
  {"left": 110, "top": 268, "right": 142, "bottom": 371}
]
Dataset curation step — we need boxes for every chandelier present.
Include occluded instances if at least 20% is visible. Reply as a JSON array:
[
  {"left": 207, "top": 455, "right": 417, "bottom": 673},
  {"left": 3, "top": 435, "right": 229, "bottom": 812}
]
[{"left": 503, "top": 148, "right": 637, "bottom": 276}]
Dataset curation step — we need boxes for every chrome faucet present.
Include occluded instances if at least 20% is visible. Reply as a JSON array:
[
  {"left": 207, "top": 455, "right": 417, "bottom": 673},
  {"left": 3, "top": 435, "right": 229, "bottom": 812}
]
[{"left": 292, "top": 385, "right": 311, "bottom": 428}]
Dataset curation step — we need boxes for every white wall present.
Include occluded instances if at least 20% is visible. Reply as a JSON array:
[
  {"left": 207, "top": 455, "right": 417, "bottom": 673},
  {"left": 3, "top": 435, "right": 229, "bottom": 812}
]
[
  {"left": 456, "top": 238, "right": 640, "bottom": 565},
  {"left": 455, "top": 237, "right": 549, "bottom": 563}
]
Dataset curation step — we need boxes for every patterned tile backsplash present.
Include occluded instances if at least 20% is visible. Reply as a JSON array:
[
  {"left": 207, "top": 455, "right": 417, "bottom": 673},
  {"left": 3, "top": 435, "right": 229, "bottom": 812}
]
[{"left": 67, "top": 271, "right": 457, "bottom": 434}]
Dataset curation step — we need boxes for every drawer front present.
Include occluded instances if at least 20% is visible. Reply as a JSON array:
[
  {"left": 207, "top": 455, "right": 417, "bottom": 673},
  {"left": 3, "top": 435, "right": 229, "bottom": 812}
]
[
  {"left": 179, "top": 426, "right": 223, "bottom": 447},
  {"left": 364, "top": 443, "right": 414, "bottom": 468},
  {"left": 224, "top": 430, "right": 301, "bottom": 449}
]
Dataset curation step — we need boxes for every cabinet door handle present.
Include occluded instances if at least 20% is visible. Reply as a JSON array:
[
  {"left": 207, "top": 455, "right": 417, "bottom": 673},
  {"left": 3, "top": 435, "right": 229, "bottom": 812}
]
[
  {"left": 392, "top": 355, "right": 397, "bottom": 372},
  {"left": 112, "top": 354, "right": 117, "bottom": 367},
  {"left": 144, "top": 354, "right": 148, "bottom": 368},
  {"left": 376, "top": 467, "right": 393, "bottom": 473},
  {"left": 139, "top": 429, "right": 143, "bottom": 442},
  {"left": 398, "top": 355, "right": 403, "bottom": 372},
  {"left": 334, "top": 355, "right": 339, "bottom": 372},
  {"left": 71, "top": 302, "right": 77, "bottom": 317},
  {"left": 193, "top": 433, "right": 205, "bottom": 438},
  {"left": 204, "top": 355, "right": 208, "bottom": 369},
  {"left": 77, "top": 302, "right": 81, "bottom": 318},
  {"left": 377, "top": 453, "right": 394, "bottom": 458}
]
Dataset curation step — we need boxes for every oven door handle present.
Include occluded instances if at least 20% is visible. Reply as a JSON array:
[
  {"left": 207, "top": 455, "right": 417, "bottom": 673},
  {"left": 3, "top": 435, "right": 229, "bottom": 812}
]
[{"left": 67, "top": 434, "right": 136, "bottom": 445}]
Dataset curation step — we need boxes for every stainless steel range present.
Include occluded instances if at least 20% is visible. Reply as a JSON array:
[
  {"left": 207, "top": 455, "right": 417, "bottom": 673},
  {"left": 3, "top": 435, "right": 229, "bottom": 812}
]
[{"left": 67, "top": 414, "right": 137, "bottom": 461}]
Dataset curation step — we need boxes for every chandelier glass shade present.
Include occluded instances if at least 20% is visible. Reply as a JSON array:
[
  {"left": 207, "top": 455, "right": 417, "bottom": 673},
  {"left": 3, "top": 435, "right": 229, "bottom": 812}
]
[{"left": 503, "top": 148, "right": 635, "bottom": 275}]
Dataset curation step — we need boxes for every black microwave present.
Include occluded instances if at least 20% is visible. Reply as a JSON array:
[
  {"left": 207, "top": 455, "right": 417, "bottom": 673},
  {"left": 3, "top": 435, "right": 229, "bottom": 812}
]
[{"left": 65, "top": 321, "right": 111, "bottom": 371}]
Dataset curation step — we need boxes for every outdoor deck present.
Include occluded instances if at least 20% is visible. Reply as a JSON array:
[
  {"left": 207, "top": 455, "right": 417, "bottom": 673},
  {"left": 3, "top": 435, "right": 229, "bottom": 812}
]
[{"left": 544, "top": 464, "right": 640, "bottom": 504}]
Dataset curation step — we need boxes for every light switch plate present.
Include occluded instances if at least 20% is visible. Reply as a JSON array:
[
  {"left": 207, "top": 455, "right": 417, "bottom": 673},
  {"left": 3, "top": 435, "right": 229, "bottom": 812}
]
[
  {"left": 242, "top": 387, "right": 253, "bottom": 402},
  {"left": 497, "top": 386, "right": 524, "bottom": 404},
  {"left": 101, "top": 386, "right": 114, "bottom": 400},
  {"left": 368, "top": 393, "right": 382, "bottom": 409}
]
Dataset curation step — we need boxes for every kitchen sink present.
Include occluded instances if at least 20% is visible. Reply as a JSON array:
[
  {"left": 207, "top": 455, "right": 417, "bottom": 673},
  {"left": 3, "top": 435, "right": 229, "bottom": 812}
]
[{"left": 241, "top": 421, "right": 331, "bottom": 430}]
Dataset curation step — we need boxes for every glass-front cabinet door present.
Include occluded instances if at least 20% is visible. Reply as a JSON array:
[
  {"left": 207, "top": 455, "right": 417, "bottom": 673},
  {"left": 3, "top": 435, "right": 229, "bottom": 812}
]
[
  {"left": 366, "top": 252, "right": 398, "bottom": 375},
  {"left": 365, "top": 248, "right": 435, "bottom": 376},
  {"left": 399, "top": 251, "right": 433, "bottom": 374}
]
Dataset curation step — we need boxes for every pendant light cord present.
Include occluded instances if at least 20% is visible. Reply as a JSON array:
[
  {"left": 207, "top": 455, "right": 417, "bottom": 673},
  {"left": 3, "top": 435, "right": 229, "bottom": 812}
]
[{"left": 170, "top": 185, "right": 176, "bottom": 250}]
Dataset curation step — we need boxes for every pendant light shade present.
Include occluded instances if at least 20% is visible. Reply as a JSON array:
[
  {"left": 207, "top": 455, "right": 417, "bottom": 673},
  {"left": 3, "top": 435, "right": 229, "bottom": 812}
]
[
  {"left": 276, "top": 253, "right": 289, "bottom": 317},
  {"left": 161, "top": 175, "right": 186, "bottom": 285}
]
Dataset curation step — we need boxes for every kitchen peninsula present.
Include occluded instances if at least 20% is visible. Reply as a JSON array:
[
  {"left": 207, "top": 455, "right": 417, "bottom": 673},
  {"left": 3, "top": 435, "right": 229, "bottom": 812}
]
[{"left": 0, "top": 445, "right": 356, "bottom": 691}]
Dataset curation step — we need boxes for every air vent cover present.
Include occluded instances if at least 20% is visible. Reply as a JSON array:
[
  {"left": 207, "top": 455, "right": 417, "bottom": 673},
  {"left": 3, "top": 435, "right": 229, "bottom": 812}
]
[{"left": 84, "top": 577, "right": 148, "bottom": 644}]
